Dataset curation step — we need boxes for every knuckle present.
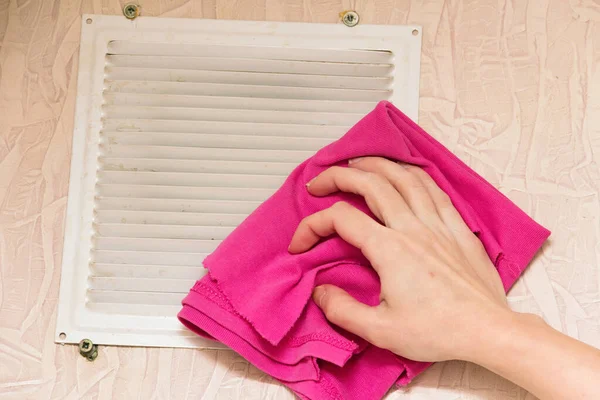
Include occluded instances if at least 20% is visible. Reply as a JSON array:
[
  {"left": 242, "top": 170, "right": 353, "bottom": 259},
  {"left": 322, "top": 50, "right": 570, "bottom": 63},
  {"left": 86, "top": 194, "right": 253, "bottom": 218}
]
[
  {"left": 362, "top": 231, "right": 384, "bottom": 256},
  {"left": 365, "top": 172, "right": 389, "bottom": 190},
  {"left": 408, "top": 165, "right": 427, "bottom": 177},
  {"left": 332, "top": 201, "right": 351, "bottom": 213},
  {"left": 466, "top": 232, "right": 486, "bottom": 251},
  {"left": 297, "top": 215, "right": 311, "bottom": 228},
  {"left": 394, "top": 166, "right": 425, "bottom": 190},
  {"left": 435, "top": 191, "right": 453, "bottom": 209},
  {"left": 405, "top": 174, "right": 426, "bottom": 190},
  {"left": 300, "top": 212, "right": 320, "bottom": 229},
  {"left": 365, "top": 157, "right": 389, "bottom": 170},
  {"left": 413, "top": 168, "right": 437, "bottom": 187},
  {"left": 327, "top": 165, "right": 346, "bottom": 177}
]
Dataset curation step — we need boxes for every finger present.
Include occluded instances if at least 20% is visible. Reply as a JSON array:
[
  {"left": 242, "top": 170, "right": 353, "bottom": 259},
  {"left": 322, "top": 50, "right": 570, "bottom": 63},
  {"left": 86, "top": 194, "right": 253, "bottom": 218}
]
[
  {"left": 405, "top": 165, "right": 473, "bottom": 238},
  {"left": 349, "top": 158, "right": 442, "bottom": 230},
  {"left": 288, "top": 201, "right": 384, "bottom": 258},
  {"left": 407, "top": 166, "right": 493, "bottom": 274},
  {"left": 306, "top": 166, "right": 414, "bottom": 229},
  {"left": 313, "top": 285, "right": 386, "bottom": 347}
]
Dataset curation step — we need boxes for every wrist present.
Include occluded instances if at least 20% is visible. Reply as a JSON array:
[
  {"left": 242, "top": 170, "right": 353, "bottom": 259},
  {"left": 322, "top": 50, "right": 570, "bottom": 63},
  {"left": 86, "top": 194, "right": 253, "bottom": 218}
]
[{"left": 464, "top": 309, "right": 545, "bottom": 368}]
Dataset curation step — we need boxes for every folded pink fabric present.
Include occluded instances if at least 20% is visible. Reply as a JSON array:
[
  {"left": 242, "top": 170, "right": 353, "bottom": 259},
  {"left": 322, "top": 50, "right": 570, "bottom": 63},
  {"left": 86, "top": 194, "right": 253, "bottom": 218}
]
[{"left": 179, "top": 101, "right": 550, "bottom": 400}]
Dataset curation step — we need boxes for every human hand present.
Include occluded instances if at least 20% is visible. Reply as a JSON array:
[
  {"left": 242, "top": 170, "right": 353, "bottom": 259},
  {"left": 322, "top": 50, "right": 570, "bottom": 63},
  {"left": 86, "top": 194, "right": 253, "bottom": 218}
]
[
  {"left": 288, "top": 157, "right": 511, "bottom": 362},
  {"left": 289, "top": 157, "right": 600, "bottom": 399}
]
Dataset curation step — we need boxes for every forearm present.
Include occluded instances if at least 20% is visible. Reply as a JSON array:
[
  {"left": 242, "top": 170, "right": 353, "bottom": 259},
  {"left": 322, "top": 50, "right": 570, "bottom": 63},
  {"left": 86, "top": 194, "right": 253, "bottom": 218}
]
[{"left": 467, "top": 311, "right": 600, "bottom": 399}]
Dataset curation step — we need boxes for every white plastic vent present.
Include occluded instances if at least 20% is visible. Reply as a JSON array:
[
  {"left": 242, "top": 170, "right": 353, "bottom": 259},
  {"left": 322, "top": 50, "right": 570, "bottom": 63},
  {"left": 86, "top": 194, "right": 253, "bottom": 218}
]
[{"left": 56, "top": 15, "right": 422, "bottom": 347}]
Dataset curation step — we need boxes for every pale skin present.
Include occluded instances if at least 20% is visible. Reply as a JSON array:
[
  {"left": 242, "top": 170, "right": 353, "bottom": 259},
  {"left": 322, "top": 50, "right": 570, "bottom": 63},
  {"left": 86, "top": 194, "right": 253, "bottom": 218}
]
[{"left": 288, "top": 157, "right": 600, "bottom": 400}]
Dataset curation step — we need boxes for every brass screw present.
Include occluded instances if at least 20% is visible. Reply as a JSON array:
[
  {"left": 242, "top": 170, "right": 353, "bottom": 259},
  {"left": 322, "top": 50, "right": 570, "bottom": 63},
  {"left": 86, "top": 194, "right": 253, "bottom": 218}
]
[
  {"left": 79, "top": 339, "right": 98, "bottom": 361},
  {"left": 341, "top": 11, "right": 359, "bottom": 27},
  {"left": 123, "top": 3, "right": 140, "bottom": 20}
]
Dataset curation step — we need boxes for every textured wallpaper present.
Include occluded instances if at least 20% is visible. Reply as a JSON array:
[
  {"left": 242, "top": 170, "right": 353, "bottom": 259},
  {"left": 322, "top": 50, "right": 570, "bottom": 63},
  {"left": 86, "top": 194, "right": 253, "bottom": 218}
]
[{"left": 1, "top": 0, "right": 599, "bottom": 399}]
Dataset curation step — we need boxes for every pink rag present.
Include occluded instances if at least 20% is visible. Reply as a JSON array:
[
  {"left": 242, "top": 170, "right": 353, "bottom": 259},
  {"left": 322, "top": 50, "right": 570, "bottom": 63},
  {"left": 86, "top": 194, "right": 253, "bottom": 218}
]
[{"left": 178, "top": 101, "right": 550, "bottom": 400}]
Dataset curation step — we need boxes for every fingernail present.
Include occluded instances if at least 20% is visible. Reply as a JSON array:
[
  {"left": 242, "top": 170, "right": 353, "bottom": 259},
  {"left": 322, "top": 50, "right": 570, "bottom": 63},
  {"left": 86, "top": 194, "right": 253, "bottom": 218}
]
[
  {"left": 306, "top": 178, "right": 315, "bottom": 187},
  {"left": 348, "top": 157, "right": 364, "bottom": 165},
  {"left": 396, "top": 161, "right": 409, "bottom": 169},
  {"left": 313, "top": 285, "right": 327, "bottom": 308}
]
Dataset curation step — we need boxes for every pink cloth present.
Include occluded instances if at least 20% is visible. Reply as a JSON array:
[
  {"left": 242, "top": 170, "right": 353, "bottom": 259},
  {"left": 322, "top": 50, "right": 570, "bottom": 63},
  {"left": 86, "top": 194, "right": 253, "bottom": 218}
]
[{"left": 178, "top": 101, "right": 550, "bottom": 400}]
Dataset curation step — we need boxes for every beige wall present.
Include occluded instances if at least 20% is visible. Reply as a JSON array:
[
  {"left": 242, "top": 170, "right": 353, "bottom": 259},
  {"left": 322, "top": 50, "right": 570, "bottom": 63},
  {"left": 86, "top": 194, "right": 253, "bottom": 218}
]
[{"left": 1, "top": 0, "right": 600, "bottom": 398}]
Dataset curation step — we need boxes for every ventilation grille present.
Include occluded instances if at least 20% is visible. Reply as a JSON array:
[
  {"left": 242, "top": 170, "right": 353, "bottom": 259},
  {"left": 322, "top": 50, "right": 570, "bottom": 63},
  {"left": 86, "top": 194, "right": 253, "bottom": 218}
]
[{"left": 56, "top": 15, "right": 421, "bottom": 347}]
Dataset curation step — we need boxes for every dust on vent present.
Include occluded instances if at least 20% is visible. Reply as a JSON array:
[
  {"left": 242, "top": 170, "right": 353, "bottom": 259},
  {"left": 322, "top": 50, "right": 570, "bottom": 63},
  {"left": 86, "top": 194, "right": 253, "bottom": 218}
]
[{"left": 56, "top": 15, "right": 422, "bottom": 348}]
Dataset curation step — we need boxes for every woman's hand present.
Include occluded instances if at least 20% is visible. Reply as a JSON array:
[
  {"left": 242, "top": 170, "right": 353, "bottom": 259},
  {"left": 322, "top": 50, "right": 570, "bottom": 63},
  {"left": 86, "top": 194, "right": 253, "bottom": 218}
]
[
  {"left": 288, "top": 157, "right": 510, "bottom": 362},
  {"left": 289, "top": 157, "right": 600, "bottom": 400}
]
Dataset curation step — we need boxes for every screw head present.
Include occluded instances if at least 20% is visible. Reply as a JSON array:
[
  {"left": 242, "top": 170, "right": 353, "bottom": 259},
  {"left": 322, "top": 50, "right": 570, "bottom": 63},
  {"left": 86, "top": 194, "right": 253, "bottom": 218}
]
[
  {"left": 79, "top": 339, "right": 94, "bottom": 354},
  {"left": 86, "top": 348, "right": 99, "bottom": 361},
  {"left": 342, "top": 11, "right": 359, "bottom": 27},
  {"left": 78, "top": 339, "right": 99, "bottom": 361},
  {"left": 123, "top": 3, "right": 140, "bottom": 20}
]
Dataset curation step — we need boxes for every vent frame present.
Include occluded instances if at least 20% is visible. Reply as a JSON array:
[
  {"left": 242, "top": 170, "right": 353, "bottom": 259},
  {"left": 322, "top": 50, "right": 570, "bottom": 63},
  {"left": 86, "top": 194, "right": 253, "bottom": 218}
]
[{"left": 56, "top": 14, "right": 422, "bottom": 348}]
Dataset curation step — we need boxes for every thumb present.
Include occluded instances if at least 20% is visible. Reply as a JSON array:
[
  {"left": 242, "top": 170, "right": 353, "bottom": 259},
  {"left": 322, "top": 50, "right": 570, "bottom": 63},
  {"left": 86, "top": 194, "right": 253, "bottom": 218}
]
[{"left": 313, "top": 285, "right": 383, "bottom": 345}]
